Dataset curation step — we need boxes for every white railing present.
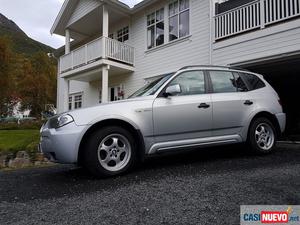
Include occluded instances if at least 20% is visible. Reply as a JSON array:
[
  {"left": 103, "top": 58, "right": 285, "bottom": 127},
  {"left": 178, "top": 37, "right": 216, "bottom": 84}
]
[
  {"left": 215, "top": 0, "right": 300, "bottom": 40},
  {"left": 105, "top": 38, "right": 135, "bottom": 65},
  {"left": 59, "top": 37, "right": 135, "bottom": 73}
]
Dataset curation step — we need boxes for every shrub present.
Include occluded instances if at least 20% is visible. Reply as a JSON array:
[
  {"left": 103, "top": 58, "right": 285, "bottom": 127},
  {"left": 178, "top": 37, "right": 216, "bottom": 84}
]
[{"left": 0, "top": 120, "right": 44, "bottom": 130}]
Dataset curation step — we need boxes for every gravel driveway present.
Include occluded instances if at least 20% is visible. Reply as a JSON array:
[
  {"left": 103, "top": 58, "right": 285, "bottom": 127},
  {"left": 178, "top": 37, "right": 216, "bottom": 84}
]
[{"left": 0, "top": 143, "right": 299, "bottom": 225}]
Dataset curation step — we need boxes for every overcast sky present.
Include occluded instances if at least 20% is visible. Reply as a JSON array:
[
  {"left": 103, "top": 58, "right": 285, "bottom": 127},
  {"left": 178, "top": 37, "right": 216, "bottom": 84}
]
[{"left": 0, "top": 0, "right": 142, "bottom": 49}]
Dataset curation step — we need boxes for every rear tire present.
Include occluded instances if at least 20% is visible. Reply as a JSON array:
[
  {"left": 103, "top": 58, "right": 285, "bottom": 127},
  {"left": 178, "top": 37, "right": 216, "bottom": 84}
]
[
  {"left": 247, "top": 117, "right": 277, "bottom": 155},
  {"left": 83, "top": 126, "right": 137, "bottom": 178}
]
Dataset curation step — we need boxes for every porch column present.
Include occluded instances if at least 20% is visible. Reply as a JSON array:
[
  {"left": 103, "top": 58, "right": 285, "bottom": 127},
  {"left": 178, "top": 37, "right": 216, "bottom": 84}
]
[
  {"left": 65, "top": 29, "right": 71, "bottom": 54},
  {"left": 101, "top": 65, "right": 110, "bottom": 103},
  {"left": 61, "top": 78, "right": 70, "bottom": 112},
  {"left": 102, "top": 4, "right": 109, "bottom": 37}
]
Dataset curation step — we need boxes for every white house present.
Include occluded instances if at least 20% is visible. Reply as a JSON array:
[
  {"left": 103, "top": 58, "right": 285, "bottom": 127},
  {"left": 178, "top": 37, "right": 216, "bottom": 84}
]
[{"left": 51, "top": 0, "right": 300, "bottom": 132}]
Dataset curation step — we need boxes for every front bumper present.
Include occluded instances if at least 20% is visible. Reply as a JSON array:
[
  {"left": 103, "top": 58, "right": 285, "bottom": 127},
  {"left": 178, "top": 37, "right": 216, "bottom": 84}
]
[
  {"left": 275, "top": 112, "right": 286, "bottom": 133},
  {"left": 40, "top": 122, "right": 87, "bottom": 164}
]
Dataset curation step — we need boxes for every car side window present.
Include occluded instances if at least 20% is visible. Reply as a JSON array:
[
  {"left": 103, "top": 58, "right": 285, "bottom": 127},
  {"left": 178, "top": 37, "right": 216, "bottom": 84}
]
[
  {"left": 168, "top": 70, "right": 205, "bottom": 96},
  {"left": 233, "top": 72, "right": 248, "bottom": 92},
  {"left": 241, "top": 73, "right": 266, "bottom": 91},
  {"left": 209, "top": 71, "right": 237, "bottom": 93}
]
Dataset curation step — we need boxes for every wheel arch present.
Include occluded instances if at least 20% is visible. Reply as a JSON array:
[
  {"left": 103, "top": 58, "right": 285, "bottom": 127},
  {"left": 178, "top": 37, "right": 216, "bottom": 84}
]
[
  {"left": 77, "top": 119, "right": 145, "bottom": 166},
  {"left": 247, "top": 111, "right": 282, "bottom": 139}
]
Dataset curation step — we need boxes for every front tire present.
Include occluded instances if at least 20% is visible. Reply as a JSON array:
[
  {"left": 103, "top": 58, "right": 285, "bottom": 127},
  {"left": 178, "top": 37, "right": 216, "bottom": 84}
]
[
  {"left": 83, "top": 126, "right": 137, "bottom": 178},
  {"left": 247, "top": 117, "right": 277, "bottom": 154}
]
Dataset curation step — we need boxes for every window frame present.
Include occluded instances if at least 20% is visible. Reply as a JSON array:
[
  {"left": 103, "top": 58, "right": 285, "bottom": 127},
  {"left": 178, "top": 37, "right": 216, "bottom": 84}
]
[
  {"left": 68, "top": 96, "right": 72, "bottom": 111},
  {"left": 147, "top": 8, "right": 165, "bottom": 49},
  {"left": 168, "top": 0, "right": 190, "bottom": 42},
  {"left": 239, "top": 72, "right": 266, "bottom": 91},
  {"left": 68, "top": 93, "right": 83, "bottom": 110},
  {"left": 207, "top": 70, "right": 239, "bottom": 94},
  {"left": 233, "top": 72, "right": 249, "bottom": 92},
  {"left": 117, "top": 26, "right": 129, "bottom": 42},
  {"left": 158, "top": 70, "right": 210, "bottom": 97},
  {"left": 108, "top": 33, "right": 114, "bottom": 39}
]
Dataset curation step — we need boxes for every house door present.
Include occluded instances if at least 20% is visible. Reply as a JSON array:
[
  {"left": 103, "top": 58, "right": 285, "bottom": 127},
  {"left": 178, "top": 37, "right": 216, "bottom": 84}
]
[
  {"left": 109, "top": 87, "right": 117, "bottom": 102},
  {"left": 109, "top": 85, "right": 125, "bottom": 102}
]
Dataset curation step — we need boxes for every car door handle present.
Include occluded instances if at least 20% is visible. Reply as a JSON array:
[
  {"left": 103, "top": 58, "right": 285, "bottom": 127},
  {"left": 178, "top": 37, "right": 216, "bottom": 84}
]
[
  {"left": 244, "top": 100, "right": 253, "bottom": 105},
  {"left": 198, "top": 103, "right": 210, "bottom": 109}
]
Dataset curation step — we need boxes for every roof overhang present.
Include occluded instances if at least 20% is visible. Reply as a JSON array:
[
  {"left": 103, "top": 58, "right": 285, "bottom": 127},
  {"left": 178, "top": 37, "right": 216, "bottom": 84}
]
[{"left": 51, "top": 0, "right": 160, "bottom": 36}]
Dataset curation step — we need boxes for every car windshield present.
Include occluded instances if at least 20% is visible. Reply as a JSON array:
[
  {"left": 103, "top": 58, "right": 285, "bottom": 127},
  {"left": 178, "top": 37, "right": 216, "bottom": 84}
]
[{"left": 129, "top": 73, "right": 173, "bottom": 98}]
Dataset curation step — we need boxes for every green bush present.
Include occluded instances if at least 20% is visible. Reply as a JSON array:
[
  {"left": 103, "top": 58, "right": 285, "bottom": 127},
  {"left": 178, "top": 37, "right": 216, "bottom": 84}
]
[{"left": 0, "top": 120, "right": 44, "bottom": 130}]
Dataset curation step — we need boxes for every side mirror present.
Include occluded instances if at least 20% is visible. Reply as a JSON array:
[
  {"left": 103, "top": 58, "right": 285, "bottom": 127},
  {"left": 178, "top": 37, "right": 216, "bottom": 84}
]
[{"left": 164, "top": 84, "right": 181, "bottom": 97}]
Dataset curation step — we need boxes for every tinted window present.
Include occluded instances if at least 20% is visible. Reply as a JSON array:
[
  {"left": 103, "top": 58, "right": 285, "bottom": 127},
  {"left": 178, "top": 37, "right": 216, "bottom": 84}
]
[
  {"left": 210, "top": 71, "right": 237, "bottom": 93},
  {"left": 233, "top": 72, "right": 248, "bottom": 92},
  {"left": 169, "top": 70, "right": 205, "bottom": 96},
  {"left": 241, "top": 73, "right": 266, "bottom": 90}
]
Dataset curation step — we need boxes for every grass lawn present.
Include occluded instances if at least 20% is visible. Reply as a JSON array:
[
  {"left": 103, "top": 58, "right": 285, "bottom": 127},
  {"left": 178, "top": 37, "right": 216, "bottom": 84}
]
[{"left": 0, "top": 130, "right": 40, "bottom": 154}]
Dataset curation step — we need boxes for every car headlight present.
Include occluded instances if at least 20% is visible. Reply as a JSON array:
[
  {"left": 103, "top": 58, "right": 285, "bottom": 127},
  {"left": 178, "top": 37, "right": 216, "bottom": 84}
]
[{"left": 48, "top": 114, "right": 74, "bottom": 129}]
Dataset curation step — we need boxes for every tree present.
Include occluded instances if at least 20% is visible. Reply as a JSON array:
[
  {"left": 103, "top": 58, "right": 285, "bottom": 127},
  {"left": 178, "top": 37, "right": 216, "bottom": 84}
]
[
  {"left": 18, "top": 52, "right": 57, "bottom": 117},
  {"left": 0, "top": 37, "right": 13, "bottom": 116}
]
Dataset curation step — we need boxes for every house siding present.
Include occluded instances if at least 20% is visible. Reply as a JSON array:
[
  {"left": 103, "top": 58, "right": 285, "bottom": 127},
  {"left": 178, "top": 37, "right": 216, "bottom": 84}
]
[
  {"left": 68, "top": 0, "right": 101, "bottom": 26},
  {"left": 212, "top": 19, "right": 300, "bottom": 66},
  {"left": 120, "top": 0, "right": 211, "bottom": 96},
  {"left": 57, "top": 0, "right": 300, "bottom": 112},
  {"left": 67, "top": 0, "right": 211, "bottom": 101}
]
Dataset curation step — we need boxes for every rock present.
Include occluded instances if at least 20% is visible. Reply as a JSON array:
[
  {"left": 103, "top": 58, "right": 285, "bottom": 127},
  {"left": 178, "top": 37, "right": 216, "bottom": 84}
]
[
  {"left": 34, "top": 161, "right": 42, "bottom": 166},
  {"left": 35, "top": 153, "right": 45, "bottom": 162},
  {"left": 8, "top": 158, "right": 31, "bottom": 168},
  {"left": 16, "top": 151, "right": 30, "bottom": 160},
  {"left": 0, "top": 154, "right": 8, "bottom": 168},
  {"left": 8, "top": 151, "right": 32, "bottom": 168}
]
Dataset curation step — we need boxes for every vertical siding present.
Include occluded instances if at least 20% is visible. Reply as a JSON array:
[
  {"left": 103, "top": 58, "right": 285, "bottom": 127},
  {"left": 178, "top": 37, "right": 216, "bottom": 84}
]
[{"left": 68, "top": 0, "right": 100, "bottom": 26}]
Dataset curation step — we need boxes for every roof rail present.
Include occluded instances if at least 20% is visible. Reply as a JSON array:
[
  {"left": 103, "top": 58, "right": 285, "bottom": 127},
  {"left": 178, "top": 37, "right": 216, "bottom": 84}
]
[{"left": 179, "top": 65, "right": 249, "bottom": 71}]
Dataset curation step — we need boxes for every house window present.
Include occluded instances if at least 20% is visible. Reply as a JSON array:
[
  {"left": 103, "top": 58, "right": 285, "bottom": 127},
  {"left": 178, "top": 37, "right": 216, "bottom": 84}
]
[
  {"left": 74, "top": 95, "right": 82, "bottom": 109},
  {"left": 147, "top": 8, "right": 164, "bottom": 49},
  {"left": 117, "top": 26, "right": 129, "bottom": 42},
  {"left": 69, "top": 93, "right": 83, "bottom": 110},
  {"left": 68, "top": 96, "right": 72, "bottom": 110},
  {"left": 169, "top": 0, "right": 190, "bottom": 42}
]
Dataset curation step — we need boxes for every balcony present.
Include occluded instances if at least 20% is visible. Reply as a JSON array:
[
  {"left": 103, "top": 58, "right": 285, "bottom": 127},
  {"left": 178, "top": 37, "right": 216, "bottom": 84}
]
[
  {"left": 214, "top": 0, "right": 300, "bottom": 40},
  {"left": 59, "top": 37, "right": 135, "bottom": 74}
]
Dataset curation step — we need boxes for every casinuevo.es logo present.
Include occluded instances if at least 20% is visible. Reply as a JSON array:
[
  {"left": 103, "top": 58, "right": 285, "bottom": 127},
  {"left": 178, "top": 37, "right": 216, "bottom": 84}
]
[{"left": 240, "top": 205, "right": 300, "bottom": 225}]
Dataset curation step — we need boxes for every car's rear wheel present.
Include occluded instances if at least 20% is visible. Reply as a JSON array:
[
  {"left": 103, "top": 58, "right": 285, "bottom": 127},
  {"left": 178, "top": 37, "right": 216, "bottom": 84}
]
[
  {"left": 83, "top": 126, "right": 137, "bottom": 177},
  {"left": 247, "top": 117, "right": 277, "bottom": 154}
]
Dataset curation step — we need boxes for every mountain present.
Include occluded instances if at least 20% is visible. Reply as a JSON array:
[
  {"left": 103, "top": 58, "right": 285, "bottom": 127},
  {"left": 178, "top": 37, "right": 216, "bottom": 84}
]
[{"left": 0, "top": 13, "right": 54, "bottom": 55}]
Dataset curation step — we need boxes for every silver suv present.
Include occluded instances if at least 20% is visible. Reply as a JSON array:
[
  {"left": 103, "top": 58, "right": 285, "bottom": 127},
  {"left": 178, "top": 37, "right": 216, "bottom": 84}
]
[{"left": 40, "top": 66, "right": 286, "bottom": 177}]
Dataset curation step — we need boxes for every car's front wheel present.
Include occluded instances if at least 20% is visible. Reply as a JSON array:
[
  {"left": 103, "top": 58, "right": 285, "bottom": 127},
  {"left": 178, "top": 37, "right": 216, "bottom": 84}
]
[
  {"left": 84, "top": 126, "right": 137, "bottom": 177},
  {"left": 247, "top": 117, "right": 277, "bottom": 154}
]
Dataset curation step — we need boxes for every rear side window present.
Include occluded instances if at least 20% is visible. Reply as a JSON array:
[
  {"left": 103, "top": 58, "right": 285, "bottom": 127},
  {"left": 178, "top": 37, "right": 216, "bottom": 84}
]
[
  {"left": 233, "top": 72, "right": 248, "bottom": 92},
  {"left": 209, "top": 71, "right": 237, "bottom": 93},
  {"left": 241, "top": 73, "right": 266, "bottom": 90}
]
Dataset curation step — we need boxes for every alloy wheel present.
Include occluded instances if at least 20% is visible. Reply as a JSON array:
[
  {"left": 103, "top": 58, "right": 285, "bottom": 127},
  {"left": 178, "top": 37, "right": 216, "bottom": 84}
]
[
  {"left": 255, "top": 123, "right": 275, "bottom": 151},
  {"left": 97, "top": 134, "right": 132, "bottom": 172}
]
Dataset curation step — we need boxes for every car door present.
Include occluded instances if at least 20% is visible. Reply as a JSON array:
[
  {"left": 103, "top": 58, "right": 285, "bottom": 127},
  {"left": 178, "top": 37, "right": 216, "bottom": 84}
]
[
  {"left": 153, "top": 70, "right": 212, "bottom": 143},
  {"left": 209, "top": 70, "right": 255, "bottom": 137}
]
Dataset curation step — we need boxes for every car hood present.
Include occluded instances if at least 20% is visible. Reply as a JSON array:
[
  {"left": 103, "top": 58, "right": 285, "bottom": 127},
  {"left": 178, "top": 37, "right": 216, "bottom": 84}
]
[{"left": 67, "top": 96, "right": 155, "bottom": 126}]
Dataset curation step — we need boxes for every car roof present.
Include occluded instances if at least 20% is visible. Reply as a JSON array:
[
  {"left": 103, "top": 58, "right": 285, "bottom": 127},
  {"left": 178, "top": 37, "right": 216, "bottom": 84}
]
[
  {"left": 177, "top": 65, "right": 264, "bottom": 78},
  {"left": 179, "top": 65, "right": 249, "bottom": 72}
]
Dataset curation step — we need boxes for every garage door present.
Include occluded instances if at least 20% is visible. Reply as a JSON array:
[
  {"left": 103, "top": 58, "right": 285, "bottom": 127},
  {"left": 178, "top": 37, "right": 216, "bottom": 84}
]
[{"left": 240, "top": 56, "right": 300, "bottom": 136}]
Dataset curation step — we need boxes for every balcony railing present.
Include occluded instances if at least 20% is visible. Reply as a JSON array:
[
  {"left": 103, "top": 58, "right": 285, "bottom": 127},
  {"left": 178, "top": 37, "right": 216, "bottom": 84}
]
[
  {"left": 214, "top": 0, "right": 300, "bottom": 40},
  {"left": 60, "top": 37, "right": 135, "bottom": 73}
]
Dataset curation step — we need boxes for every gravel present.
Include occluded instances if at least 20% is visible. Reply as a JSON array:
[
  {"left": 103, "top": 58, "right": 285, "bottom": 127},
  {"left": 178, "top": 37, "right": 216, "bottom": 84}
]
[{"left": 0, "top": 144, "right": 300, "bottom": 225}]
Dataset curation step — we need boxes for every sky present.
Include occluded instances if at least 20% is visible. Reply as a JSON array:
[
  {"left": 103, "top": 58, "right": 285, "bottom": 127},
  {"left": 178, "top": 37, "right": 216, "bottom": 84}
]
[{"left": 0, "top": 0, "right": 142, "bottom": 49}]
